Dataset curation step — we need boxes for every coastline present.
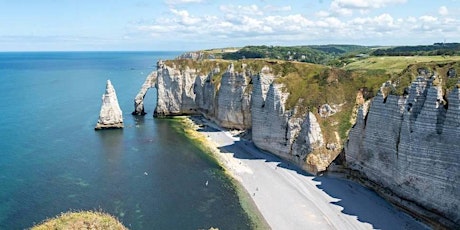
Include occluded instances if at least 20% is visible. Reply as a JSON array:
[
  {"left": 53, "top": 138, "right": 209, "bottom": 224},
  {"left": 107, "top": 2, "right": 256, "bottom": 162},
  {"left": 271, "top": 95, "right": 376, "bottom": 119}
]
[
  {"left": 179, "top": 115, "right": 429, "bottom": 230},
  {"left": 179, "top": 116, "right": 270, "bottom": 230}
]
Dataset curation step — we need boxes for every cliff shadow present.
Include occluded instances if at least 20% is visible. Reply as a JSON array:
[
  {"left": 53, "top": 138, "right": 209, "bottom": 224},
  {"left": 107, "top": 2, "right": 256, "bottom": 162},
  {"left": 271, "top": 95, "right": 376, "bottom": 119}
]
[
  {"left": 219, "top": 139, "right": 426, "bottom": 229},
  {"left": 204, "top": 136, "right": 425, "bottom": 229},
  {"left": 191, "top": 116, "right": 426, "bottom": 229},
  {"left": 313, "top": 176, "right": 428, "bottom": 230}
]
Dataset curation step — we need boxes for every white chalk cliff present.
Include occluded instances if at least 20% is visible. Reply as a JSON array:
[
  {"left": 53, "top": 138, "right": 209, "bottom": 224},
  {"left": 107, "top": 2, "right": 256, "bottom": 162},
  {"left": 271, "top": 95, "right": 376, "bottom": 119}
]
[
  {"left": 95, "top": 80, "right": 123, "bottom": 129},
  {"left": 345, "top": 77, "right": 460, "bottom": 228},
  {"left": 133, "top": 61, "right": 459, "bottom": 228},
  {"left": 251, "top": 68, "right": 329, "bottom": 172},
  {"left": 134, "top": 61, "right": 331, "bottom": 171},
  {"left": 132, "top": 72, "right": 157, "bottom": 115}
]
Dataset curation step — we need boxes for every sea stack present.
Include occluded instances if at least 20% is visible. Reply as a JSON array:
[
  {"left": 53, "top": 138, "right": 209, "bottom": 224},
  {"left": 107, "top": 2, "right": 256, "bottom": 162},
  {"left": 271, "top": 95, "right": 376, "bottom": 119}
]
[{"left": 95, "top": 80, "right": 124, "bottom": 130}]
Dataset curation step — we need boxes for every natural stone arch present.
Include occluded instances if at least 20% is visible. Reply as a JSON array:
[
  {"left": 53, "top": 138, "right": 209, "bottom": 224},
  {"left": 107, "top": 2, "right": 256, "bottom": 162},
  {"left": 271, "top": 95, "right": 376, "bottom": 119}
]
[{"left": 132, "top": 72, "right": 157, "bottom": 115}]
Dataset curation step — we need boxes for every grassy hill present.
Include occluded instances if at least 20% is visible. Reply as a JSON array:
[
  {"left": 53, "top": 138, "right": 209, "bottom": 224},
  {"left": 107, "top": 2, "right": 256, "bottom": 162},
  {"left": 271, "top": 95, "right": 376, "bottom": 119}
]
[{"left": 219, "top": 45, "right": 371, "bottom": 65}]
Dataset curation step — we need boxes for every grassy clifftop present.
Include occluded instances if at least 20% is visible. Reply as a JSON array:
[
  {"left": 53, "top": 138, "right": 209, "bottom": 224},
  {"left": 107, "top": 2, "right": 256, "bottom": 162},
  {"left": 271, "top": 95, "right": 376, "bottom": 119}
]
[
  {"left": 344, "top": 56, "right": 460, "bottom": 95},
  {"left": 164, "top": 55, "right": 459, "bottom": 144}
]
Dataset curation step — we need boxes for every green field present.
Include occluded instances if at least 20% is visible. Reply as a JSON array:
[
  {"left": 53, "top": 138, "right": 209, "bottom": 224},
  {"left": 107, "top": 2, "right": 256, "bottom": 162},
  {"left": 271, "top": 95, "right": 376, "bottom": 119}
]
[{"left": 343, "top": 56, "right": 460, "bottom": 74}]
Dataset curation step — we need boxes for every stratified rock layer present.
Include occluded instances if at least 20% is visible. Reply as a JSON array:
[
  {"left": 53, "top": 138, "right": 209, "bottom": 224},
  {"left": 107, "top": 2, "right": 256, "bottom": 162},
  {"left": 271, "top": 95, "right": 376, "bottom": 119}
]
[
  {"left": 135, "top": 61, "right": 330, "bottom": 172},
  {"left": 155, "top": 61, "right": 200, "bottom": 116},
  {"left": 345, "top": 77, "right": 460, "bottom": 228},
  {"left": 251, "top": 70, "right": 328, "bottom": 172},
  {"left": 135, "top": 60, "right": 459, "bottom": 228},
  {"left": 95, "top": 80, "right": 123, "bottom": 129}
]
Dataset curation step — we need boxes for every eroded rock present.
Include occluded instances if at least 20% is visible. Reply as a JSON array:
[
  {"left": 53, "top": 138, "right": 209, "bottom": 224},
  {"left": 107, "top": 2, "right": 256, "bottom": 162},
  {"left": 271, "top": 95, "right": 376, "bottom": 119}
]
[{"left": 95, "top": 80, "right": 123, "bottom": 130}]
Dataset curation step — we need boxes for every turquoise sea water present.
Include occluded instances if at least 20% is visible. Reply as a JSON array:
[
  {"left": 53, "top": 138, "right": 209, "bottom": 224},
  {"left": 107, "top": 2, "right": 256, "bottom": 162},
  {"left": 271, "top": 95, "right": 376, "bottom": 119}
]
[{"left": 0, "top": 52, "right": 253, "bottom": 229}]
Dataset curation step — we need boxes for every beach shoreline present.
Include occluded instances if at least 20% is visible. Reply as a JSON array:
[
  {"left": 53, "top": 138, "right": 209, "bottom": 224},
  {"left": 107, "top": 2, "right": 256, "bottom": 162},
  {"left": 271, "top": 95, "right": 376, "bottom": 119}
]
[{"left": 180, "top": 115, "right": 429, "bottom": 230}]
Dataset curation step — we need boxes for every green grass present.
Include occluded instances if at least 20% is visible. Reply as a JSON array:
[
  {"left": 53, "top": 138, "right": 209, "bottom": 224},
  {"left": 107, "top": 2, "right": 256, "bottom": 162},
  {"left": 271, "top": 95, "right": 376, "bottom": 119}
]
[{"left": 344, "top": 56, "right": 460, "bottom": 74}]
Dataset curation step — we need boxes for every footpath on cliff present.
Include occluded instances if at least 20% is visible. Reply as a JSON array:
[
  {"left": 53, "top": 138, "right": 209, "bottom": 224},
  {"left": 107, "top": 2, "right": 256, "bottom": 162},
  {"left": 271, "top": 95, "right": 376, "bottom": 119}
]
[{"left": 184, "top": 116, "right": 429, "bottom": 230}]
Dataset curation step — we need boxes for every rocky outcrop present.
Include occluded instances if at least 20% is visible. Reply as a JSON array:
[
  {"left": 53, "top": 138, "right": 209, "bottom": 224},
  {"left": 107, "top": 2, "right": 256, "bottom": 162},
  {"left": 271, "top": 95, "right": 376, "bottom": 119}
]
[
  {"left": 154, "top": 61, "right": 253, "bottom": 129},
  {"left": 251, "top": 69, "right": 329, "bottom": 172},
  {"left": 95, "top": 80, "right": 123, "bottom": 130},
  {"left": 345, "top": 77, "right": 460, "bottom": 228},
  {"left": 132, "top": 72, "right": 157, "bottom": 115},
  {"left": 214, "top": 64, "right": 252, "bottom": 129},
  {"left": 134, "top": 61, "right": 331, "bottom": 172},
  {"left": 155, "top": 61, "right": 200, "bottom": 116}
]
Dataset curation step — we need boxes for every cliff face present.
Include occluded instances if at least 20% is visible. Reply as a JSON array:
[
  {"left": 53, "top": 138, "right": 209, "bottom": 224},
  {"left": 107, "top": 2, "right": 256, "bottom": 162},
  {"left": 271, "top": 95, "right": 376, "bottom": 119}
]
[
  {"left": 214, "top": 64, "right": 252, "bottom": 129},
  {"left": 134, "top": 61, "right": 332, "bottom": 172},
  {"left": 132, "top": 72, "right": 157, "bottom": 115},
  {"left": 251, "top": 68, "right": 329, "bottom": 172},
  {"left": 155, "top": 61, "right": 200, "bottom": 116},
  {"left": 345, "top": 77, "right": 460, "bottom": 227},
  {"left": 95, "top": 80, "right": 123, "bottom": 129},
  {"left": 134, "top": 60, "right": 459, "bottom": 227},
  {"left": 152, "top": 61, "right": 253, "bottom": 129}
]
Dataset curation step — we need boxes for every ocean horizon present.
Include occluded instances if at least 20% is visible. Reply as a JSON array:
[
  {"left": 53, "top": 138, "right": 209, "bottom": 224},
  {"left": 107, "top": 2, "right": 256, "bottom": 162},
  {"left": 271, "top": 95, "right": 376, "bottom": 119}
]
[{"left": 0, "top": 51, "right": 254, "bottom": 229}]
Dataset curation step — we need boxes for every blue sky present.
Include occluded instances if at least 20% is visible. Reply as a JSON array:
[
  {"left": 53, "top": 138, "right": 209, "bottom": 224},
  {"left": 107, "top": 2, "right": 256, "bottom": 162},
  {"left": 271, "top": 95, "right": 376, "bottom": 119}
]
[{"left": 0, "top": 0, "right": 459, "bottom": 51}]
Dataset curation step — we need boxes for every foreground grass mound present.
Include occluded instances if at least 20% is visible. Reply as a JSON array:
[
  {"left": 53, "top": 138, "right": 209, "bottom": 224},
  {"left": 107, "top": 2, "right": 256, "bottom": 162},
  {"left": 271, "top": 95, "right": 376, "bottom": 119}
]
[{"left": 32, "top": 211, "right": 127, "bottom": 230}]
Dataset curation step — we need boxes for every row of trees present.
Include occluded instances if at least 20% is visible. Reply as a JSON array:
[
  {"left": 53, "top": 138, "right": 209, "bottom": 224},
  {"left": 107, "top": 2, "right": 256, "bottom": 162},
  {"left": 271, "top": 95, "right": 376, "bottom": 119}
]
[
  {"left": 372, "top": 43, "right": 460, "bottom": 56},
  {"left": 221, "top": 45, "right": 371, "bottom": 65}
]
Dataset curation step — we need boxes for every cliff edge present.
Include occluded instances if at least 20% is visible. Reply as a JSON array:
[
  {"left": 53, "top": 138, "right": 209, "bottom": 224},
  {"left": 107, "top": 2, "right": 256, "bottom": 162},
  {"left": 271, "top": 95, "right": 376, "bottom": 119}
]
[{"left": 134, "top": 60, "right": 345, "bottom": 172}]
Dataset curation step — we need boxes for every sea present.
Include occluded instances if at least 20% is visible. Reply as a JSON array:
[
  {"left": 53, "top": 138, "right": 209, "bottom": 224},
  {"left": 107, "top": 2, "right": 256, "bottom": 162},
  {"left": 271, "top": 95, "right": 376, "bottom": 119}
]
[{"left": 0, "top": 52, "right": 254, "bottom": 229}]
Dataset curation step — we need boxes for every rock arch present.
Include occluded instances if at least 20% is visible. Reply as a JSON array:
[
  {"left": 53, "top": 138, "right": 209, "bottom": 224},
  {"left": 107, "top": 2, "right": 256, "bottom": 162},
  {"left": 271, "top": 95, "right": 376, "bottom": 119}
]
[{"left": 132, "top": 72, "right": 157, "bottom": 115}]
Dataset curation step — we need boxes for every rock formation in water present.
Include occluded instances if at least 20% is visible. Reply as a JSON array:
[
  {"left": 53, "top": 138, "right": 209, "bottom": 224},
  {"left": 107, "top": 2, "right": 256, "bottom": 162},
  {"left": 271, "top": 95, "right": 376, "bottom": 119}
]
[
  {"left": 95, "top": 80, "right": 123, "bottom": 130},
  {"left": 345, "top": 77, "right": 460, "bottom": 228},
  {"left": 132, "top": 72, "right": 157, "bottom": 115}
]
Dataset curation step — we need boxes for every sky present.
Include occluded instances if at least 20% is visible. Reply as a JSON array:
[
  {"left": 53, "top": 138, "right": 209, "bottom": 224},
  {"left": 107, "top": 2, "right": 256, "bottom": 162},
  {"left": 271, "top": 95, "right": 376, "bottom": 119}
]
[{"left": 0, "top": 0, "right": 459, "bottom": 51}]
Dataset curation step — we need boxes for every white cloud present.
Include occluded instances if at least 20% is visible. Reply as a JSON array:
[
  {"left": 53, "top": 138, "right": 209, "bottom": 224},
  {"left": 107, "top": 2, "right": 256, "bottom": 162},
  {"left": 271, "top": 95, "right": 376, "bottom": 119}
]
[
  {"left": 329, "top": 0, "right": 407, "bottom": 16},
  {"left": 316, "top": 10, "right": 330, "bottom": 18},
  {"left": 439, "top": 6, "right": 449, "bottom": 16},
  {"left": 134, "top": 2, "right": 460, "bottom": 46},
  {"left": 170, "top": 9, "right": 201, "bottom": 25},
  {"left": 331, "top": 0, "right": 407, "bottom": 9},
  {"left": 330, "top": 2, "right": 353, "bottom": 16},
  {"left": 419, "top": 15, "right": 438, "bottom": 23}
]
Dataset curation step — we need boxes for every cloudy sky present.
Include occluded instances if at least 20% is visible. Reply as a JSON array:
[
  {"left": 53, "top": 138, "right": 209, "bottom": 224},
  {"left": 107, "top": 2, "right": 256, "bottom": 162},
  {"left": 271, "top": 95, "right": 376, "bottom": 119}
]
[{"left": 0, "top": 0, "right": 459, "bottom": 51}]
